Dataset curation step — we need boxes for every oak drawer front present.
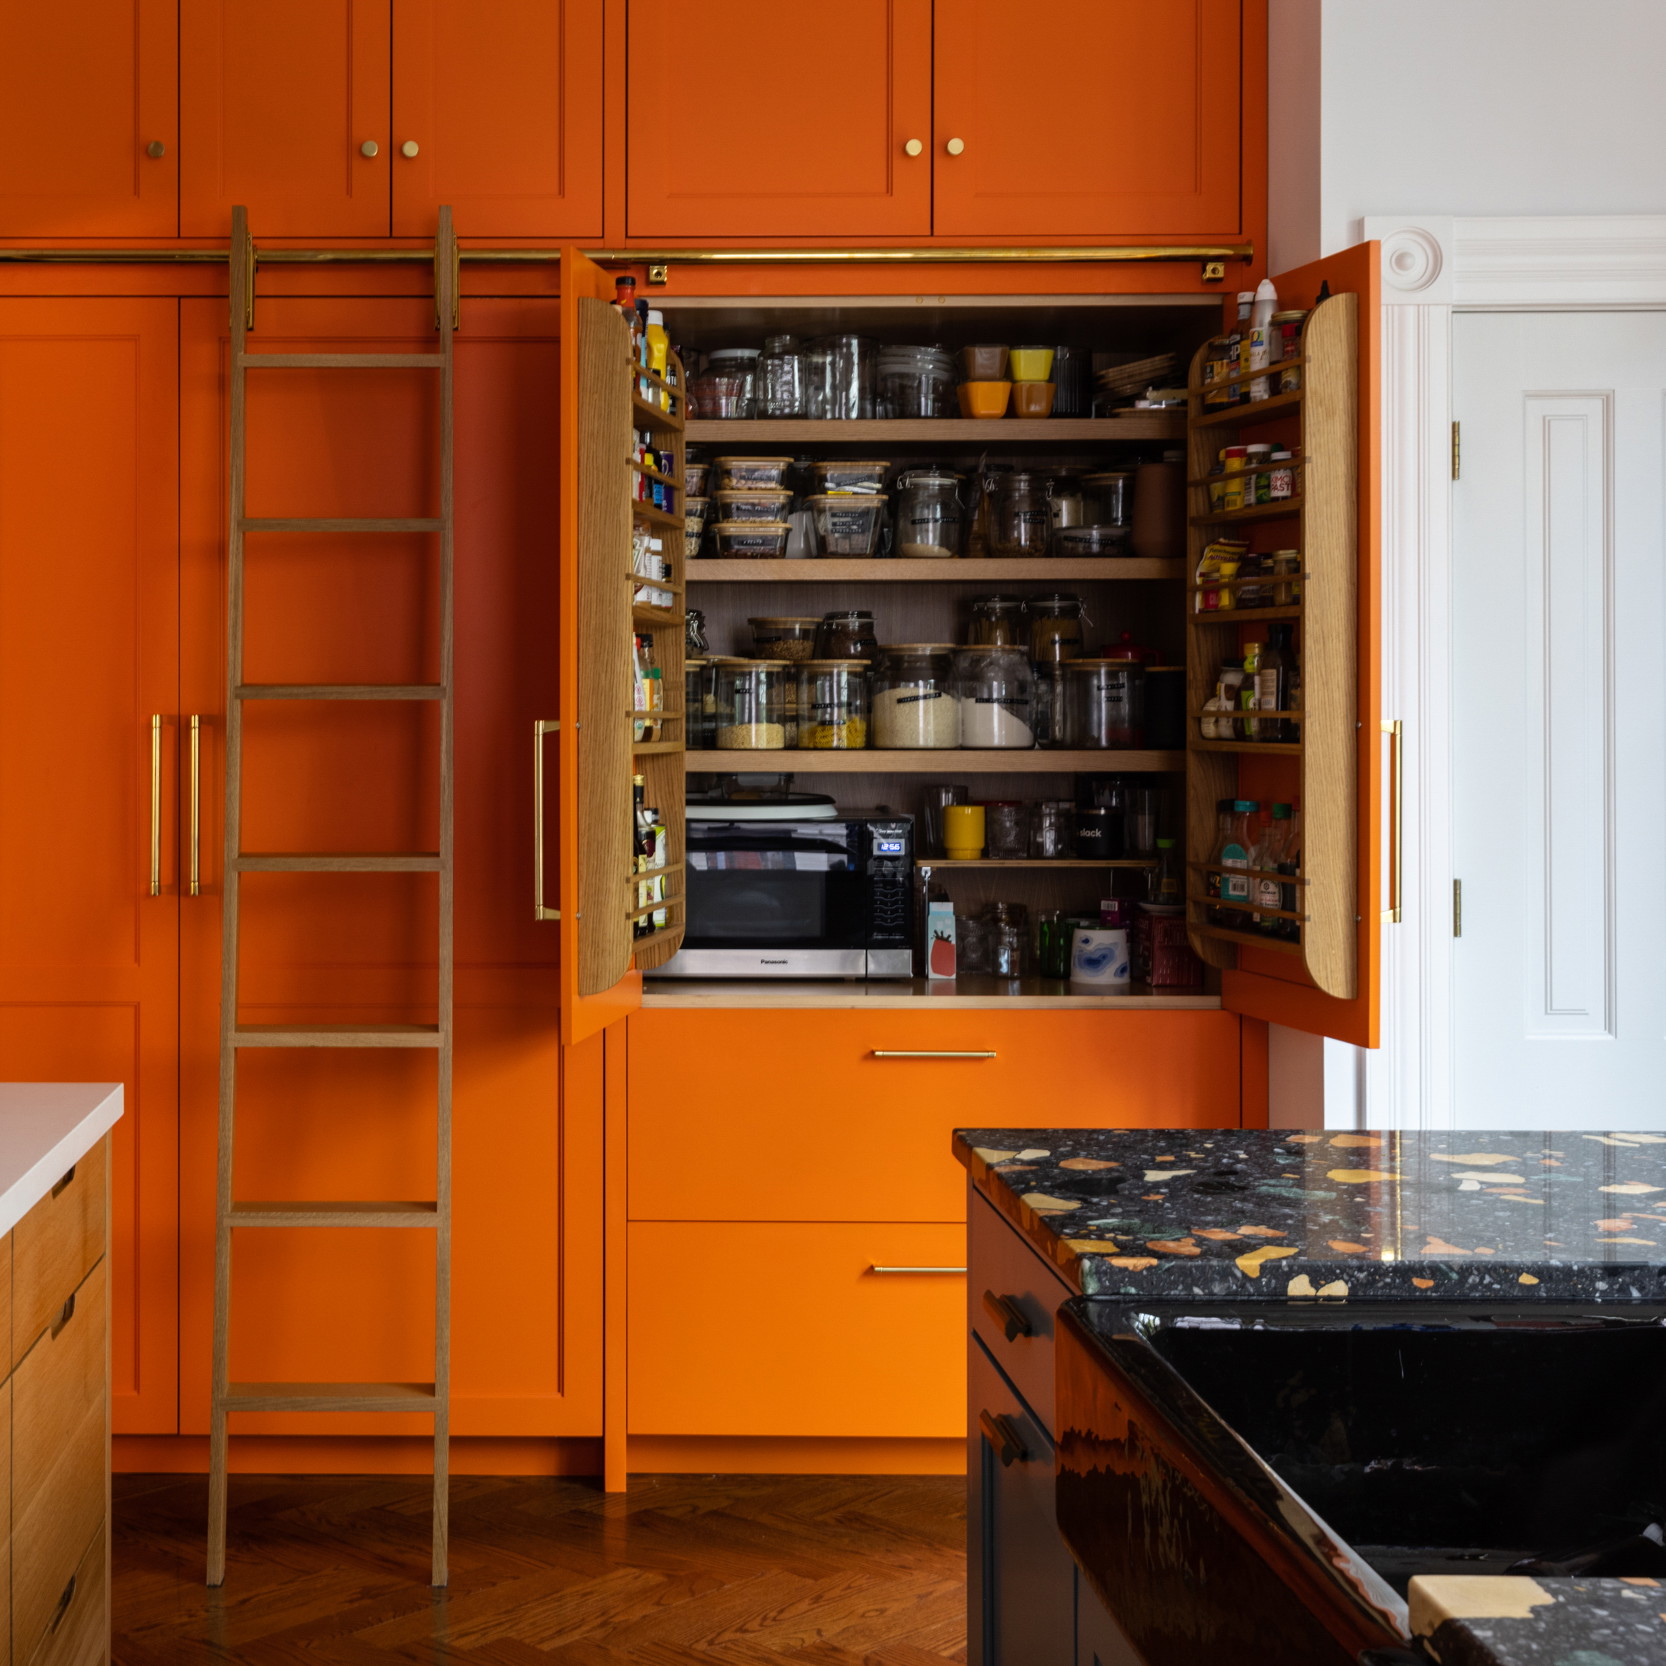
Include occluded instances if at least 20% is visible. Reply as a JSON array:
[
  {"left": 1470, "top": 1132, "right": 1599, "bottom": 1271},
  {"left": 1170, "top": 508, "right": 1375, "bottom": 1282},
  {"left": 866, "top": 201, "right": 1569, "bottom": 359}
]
[
  {"left": 1, "top": 1377, "right": 11, "bottom": 1663},
  {"left": 968, "top": 1190, "right": 1073, "bottom": 1439},
  {"left": 24, "top": 1524, "right": 105, "bottom": 1666},
  {"left": 1, "top": 1229, "right": 12, "bottom": 1380},
  {"left": 627, "top": 1010, "right": 1242, "bottom": 1223},
  {"left": 14, "top": 1136, "right": 106, "bottom": 1353},
  {"left": 13, "top": 1260, "right": 106, "bottom": 1660},
  {"left": 628, "top": 1221, "right": 966, "bottom": 1438}
]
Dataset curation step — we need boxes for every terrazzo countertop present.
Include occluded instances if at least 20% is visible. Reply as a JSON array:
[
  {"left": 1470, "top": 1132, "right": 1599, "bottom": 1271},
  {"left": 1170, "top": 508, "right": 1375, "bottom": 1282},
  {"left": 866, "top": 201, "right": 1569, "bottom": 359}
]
[
  {"left": 954, "top": 1127, "right": 1666, "bottom": 1300},
  {"left": 1408, "top": 1574, "right": 1666, "bottom": 1664}
]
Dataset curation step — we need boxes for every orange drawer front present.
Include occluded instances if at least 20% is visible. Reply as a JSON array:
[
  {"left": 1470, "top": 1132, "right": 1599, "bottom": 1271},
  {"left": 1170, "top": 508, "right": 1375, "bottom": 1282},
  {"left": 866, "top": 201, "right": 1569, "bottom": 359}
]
[
  {"left": 14, "top": 1136, "right": 106, "bottom": 1356},
  {"left": 627, "top": 1222, "right": 967, "bottom": 1439},
  {"left": 627, "top": 1009, "right": 1243, "bottom": 1223}
]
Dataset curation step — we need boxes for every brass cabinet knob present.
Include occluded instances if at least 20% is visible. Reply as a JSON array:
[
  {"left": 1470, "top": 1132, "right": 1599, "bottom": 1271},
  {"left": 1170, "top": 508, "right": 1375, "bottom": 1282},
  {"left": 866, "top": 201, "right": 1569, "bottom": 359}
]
[
  {"left": 400, "top": 140, "right": 420, "bottom": 159},
  {"left": 360, "top": 139, "right": 380, "bottom": 158},
  {"left": 904, "top": 138, "right": 923, "bottom": 157},
  {"left": 145, "top": 140, "right": 166, "bottom": 159},
  {"left": 945, "top": 137, "right": 965, "bottom": 156}
]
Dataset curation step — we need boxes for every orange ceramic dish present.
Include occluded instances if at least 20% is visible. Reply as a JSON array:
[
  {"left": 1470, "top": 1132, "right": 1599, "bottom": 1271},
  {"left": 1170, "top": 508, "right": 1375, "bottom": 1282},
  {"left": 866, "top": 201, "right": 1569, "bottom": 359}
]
[
  {"left": 958, "top": 380, "right": 1012, "bottom": 419},
  {"left": 1011, "top": 381, "right": 1056, "bottom": 418}
]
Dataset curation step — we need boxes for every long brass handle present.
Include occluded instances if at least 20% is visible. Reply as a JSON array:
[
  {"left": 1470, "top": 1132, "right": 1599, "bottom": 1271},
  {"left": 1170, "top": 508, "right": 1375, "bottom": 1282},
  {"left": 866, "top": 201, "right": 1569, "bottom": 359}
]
[
  {"left": 1381, "top": 719, "right": 1403, "bottom": 925},
  {"left": 149, "top": 713, "right": 162, "bottom": 896},
  {"left": 870, "top": 1265, "right": 966, "bottom": 1275},
  {"left": 982, "top": 1289, "right": 1033, "bottom": 1341},
  {"left": 979, "top": 1409, "right": 1026, "bottom": 1467},
  {"left": 533, "top": 720, "right": 560, "bottom": 922},
  {"left": 870, "top": 1050, "right": 996, "bottom": 1060},
  {"left": 189, "top": 715, "right": 201, "bottom": 896}
]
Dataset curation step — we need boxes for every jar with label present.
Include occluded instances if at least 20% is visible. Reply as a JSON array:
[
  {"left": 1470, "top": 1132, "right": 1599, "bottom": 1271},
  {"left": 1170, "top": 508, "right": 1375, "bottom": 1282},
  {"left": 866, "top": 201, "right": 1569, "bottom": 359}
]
[
  {"left": 954, "top": 645, "right": 1036, "bottom": 749},
  {"left": 1271, "top": 549, "right": 1303, "bottom": 605},
  {"left": 1028, "top": 594, "right": 1087, "bottom": 664},
  {"left": 991, "top": 471, "right": 1050, "bottom": 558},
  {"left": 748, "top": 616, "right": 819, "bottom": 662},
  {"left": 1081, "top": 471, "right": 1134, "bottom": 529},
  {"left": 967, "top": 594, "right": 1026, "bottom": 647},
  {"left": 797, "top": 660, "right": 870, "bottom": 749},
  {"left": 713, "top": 659, "right": 788, "bottom": 750},
  {"left": 893, "top": 470, "right": 964, "bottom": 559},
  {"left": 1061, "top": 659, "right": 1145, "bottom": 748},
  {"left": 1244, "top": 443, "right": 1275, "bottom": 503},
  {"left": 982, "top": 801, "right": 1028, "bottom": 860},
  {"left": 1219, "top": 446, "right": 1249, "bottom": 511},
  {"left": 755, "top": 334, "right": 806, "bottom": 418},
  {"left": 871, "top": 644, "right": 960, "bottom": 748},
  {"left": 814, "top": 609, "right": 879, "bottom": 661},
  {"left": 1271, "top": 310, "right": 1308, "bottom": 389}
]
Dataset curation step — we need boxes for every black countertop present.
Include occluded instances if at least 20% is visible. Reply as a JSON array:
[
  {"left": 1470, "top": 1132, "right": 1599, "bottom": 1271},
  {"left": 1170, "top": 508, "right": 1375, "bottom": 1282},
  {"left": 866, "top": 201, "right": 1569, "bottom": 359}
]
[
  {"left": 1408, "top": 1574, "right": 1666, "bottom": 1664},
  {"left": 954, "top": 1127, "right": 1666, "bottom": 1299}
]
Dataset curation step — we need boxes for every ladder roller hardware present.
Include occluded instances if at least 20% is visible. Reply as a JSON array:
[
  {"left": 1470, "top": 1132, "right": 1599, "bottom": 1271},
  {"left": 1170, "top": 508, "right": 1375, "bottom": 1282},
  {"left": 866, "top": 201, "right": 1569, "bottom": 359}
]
[{"left": 206, "top": 207, "right": 457, "bottom": 1590}]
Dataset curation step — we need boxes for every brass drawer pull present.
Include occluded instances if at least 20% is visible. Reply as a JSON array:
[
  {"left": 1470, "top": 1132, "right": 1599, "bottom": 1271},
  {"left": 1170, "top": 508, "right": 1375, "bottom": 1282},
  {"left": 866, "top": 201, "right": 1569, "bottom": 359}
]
[
  {"left": 49, "top": 1573, "right": 76, "bottom": 1632},
  {"left": 982, "top": 1289, "right": 1032, "bottom": 1341},
  {"left": 979, "top": 1409, "right": 1026, "bottom": 1467},
  {"left": 869, "top": 1049, "right": 996, "bottom": 1060},
  {"left": 869, "top": 1265, "right": 966, "bottom": 1275},
  {"left": 51, "top": 1163, "right": 77, "bottom": 1198},
  {"left": 51, "top": 1290, "right": 76, "bottom": 1338},
  {"left": 149, "top": 712, "right": 163, "bottom": 895},
  {"left": 533, "top": 720, "right": 559, "bottom": 921},
  {"left": 189, "top": 714, "right": 202, "bottom": 896}
]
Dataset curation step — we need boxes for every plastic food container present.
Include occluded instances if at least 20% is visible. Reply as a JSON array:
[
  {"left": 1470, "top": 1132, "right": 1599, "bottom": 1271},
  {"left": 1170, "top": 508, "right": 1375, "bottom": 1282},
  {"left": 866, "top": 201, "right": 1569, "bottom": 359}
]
[
  {"left": 876, "top": 345, "right": 956, "bottom": 418},
  {"left": 712, "top": 520, "right": 791, "bottom": 559},
  {"left": 712, "top": 659, "right": 788, "bottom": 750},
  {"left": 960, "top": 344, "right": 1010, "bottom": 381},
  {"left": 684, "top": 496, "right": 711, "bottom": 559},
  {"left": 808, "top": 492, "right": 888, "bottom": 556},
  {"left": 1012, "top": 381, "right": 1056, "bottom": 418},
  {"left": 1054, "top": 524, "right": 1132, "bottom": 557},
  {"left": 958, "top": 380, "right": 1012, "bottom": 420},
  {"left": 1008, "top": 346, "right": 1055, "bottom": 382},
  {"left": 713, "top": 455, "right": 794, "bottom": 491},
  {"left": 684, "top": 461, "right": 711, "bottom": 497},
  {"left": 811, "top": 459, "right": 889, "bottom": 495},
  {"left": 747, "top": 616, "right": 819, "bottom": 662},
  {"left": 714, "top": 488, "right": 793, "bottom": 523},
  {"left": 797, "top": 660, "right": 871, "bottom": 749},
  {"left": 871, "top": 645, "right": 960, "bottom": 749}
]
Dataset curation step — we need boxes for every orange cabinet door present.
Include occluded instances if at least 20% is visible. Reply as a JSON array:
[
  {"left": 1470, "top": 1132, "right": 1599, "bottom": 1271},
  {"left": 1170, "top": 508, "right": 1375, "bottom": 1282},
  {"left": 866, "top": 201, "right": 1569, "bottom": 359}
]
[
  {"left": 180, "top": 0, "right": 390, "bottom": 237},
  {"left": 932, "top": 0, "right": 1243, "bottom": 240},
  {"left": 391, "top": 0, "right": 604, "bottom": 237},
  {"left": 0, "top": 299, "right": 180, "bottom": 1434},
  {"left": 624, "top": 0, "right": 932, "bottom": 240},
  {"left": 0, "top": 0, "right": 176, "bottom": 235},
  {"left": 177, "top": 298, "right": 599, "bottom": 1440}
]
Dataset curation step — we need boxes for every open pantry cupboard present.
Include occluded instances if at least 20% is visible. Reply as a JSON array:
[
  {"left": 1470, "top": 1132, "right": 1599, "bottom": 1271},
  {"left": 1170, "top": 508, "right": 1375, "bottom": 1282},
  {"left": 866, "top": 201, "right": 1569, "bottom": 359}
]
[{"left": 551, "top": 244, "right": 1383, "bottom": 1051}]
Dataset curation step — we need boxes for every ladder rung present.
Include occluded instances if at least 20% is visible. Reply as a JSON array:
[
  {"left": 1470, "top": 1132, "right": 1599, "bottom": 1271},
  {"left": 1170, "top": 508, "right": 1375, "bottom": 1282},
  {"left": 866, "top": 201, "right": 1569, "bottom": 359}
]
[
  {"left": 235, "top": 853, "right": 441, "bottom": 873},
  {"left": 236, "top": 353, "right": 447, "bottom": 370},
  {"left": 235, "top": 683, "right": 444, "bottom": 701},
  {"left": 231, "top": 1024, "right": 443, "bottom": 1049},
  {"left": 224, "top": 1381, "right": 438, "bottom": 1413},
  {"left": 239, "top": 517, "right": 444, "bottom": 533},
  {"left": 227, "top": 1201, "right": 440, "bottom": 1228}
]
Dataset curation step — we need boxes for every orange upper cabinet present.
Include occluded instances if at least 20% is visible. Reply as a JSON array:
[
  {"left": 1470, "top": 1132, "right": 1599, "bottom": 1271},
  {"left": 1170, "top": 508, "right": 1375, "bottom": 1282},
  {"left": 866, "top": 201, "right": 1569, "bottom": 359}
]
[
  {"left": 625, "top": 0, "right": 933, "bottom": 241},
  {"left": 181, "top": 0, "right": 392, "bottom": 237},
  {"left": 0, "top": 0, "right": 177, "bottom": 236},
  {"left": 391, "top": 0, "right": 605, "bottom": 237},
  {"left": 931, "top": 0, "right": 1244, "bottom": 241}
]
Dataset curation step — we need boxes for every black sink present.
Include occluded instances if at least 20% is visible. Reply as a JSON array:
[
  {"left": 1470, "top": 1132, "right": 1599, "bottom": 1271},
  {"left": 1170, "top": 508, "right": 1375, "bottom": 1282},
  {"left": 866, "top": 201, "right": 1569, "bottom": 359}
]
[{"left": 1056, "top": 1299, "right": 1666, "bottom": 1666}]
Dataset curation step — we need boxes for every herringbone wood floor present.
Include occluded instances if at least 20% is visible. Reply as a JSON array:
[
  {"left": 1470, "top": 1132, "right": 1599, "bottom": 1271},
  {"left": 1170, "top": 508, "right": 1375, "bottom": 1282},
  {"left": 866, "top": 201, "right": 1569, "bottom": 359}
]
[{"left": 113, "top": 1473, "right": 969, "bottom": 1665}]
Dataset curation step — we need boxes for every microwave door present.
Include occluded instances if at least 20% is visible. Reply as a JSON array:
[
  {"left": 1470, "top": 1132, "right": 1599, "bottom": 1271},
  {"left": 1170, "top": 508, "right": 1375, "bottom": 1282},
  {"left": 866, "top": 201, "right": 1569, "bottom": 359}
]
[{"left": 682, "top": 825, "right": 868, "bottom": 955}]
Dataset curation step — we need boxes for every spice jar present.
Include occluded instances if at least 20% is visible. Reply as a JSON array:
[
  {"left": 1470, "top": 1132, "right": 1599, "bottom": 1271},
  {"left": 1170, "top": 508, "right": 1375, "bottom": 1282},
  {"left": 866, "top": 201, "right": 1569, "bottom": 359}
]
[
  {"left": 967, "top": 594, "right": 1026, "bottom": 647},
  {"left": 814, "top": 609, "right": 879, "bottom": 661},
  {"left": 712, "top": 659, "right": 788, "bottom": 750},
  {"left": 748, "top": 616, "right": 819, "bottom": 663},
  {"left": 1082, "top": 471, "right": 1134, "bottom": 529},
  {"left": 955, "top": 645, "right": 1036, "bottom": 749},
  {"left": 982, "top": 802, "right": 1029, "bottom": 860},
  {"left": 871, "top": 644, "right": 960, "bottom": 749},
  {"left": 1272, "top": 309, "right": 1308, "bottom": 389},
  {"left": 892, "top": 470, "right": 964, "bottom": 559},
  {"left": 1061, "top": 659, "right": 1145, "bottom": 748},
  {"left": 991, "top": 471, "right": 1051, "bottom": 558},
  {"left": 755, "top": 334, "right": 806, "bottom": 419},
  {"left": 1028, "top": 594, "right": 1087, "bottom": 664},
  {"left": 797, "top": 660, "right": 870, "bottom": 750}
]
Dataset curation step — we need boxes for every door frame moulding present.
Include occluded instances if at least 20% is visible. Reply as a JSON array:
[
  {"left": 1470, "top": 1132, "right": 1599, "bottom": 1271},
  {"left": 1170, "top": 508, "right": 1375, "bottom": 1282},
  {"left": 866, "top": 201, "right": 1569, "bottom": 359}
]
[{"left": 1361, "top": 214, "right": 1666, "bottom": 1130}]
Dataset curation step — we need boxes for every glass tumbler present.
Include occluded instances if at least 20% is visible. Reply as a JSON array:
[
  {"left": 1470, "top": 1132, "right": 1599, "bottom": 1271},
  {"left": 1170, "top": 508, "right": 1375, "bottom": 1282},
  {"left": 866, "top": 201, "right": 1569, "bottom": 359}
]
[
  {"left": 1037, "top": 911, "right": 1072, "bottom": 979},
  {"left": 1029, "top": 799, "right": 1071, "bottom": 859},
  {"left": 922, "top": 784, "right": 971, "bottom": 857},
  {"left": 983, "top": 801, "right": 1029, "bottom": 860}
]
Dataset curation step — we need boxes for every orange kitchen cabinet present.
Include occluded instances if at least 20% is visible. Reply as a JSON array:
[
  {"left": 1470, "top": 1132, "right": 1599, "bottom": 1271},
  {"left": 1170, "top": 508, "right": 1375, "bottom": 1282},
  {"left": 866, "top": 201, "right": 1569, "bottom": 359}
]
[
  {"left": 627, "top": 1009, "right": 1246, "bottom": 1224},
  {"left": 0, "top": 0, "right": 176, "bottom": 236},
  {"left": 624, "top": 0, "right": 933, "bottom": 240},
  {"left": 180, "top": 0, "right": 392, "bottom": 237},
  {"left": 175, "top": 297, "right": 600, "bottom": 1441},
  {"left": 932, "top": 0, "right": 1245, "bottom": 240},
  {"left": 391, "top": 0, "right": 605, "bottom": 237},
  {"left": 628, "top": 1222, "right": 968, "bottom": 1437},
  {"left": 0, "top": 299, "right": 181, "bottom": 1434}
]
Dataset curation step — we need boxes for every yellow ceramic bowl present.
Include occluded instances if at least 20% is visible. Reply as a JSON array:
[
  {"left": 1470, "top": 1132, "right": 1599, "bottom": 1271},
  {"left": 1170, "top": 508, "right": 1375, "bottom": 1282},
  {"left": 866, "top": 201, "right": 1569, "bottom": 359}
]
[
  {"left": 958, "top": 380, "right": 1012, "bottom": 420},
  {"left": 1008, "top": 346, "right": 1055, "bottom": 382}
]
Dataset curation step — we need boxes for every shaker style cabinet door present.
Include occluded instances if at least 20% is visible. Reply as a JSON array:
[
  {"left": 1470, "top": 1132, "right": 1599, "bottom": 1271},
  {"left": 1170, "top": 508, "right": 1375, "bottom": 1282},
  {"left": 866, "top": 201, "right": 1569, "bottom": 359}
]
[
  {"left": 932, "top": 0, "right": 1243, "bottom": 240},
  {"left": 0, "top": 0, "right": 176, "bottom": 235},
  {"left": 180, "top": 0, "right": 391, "bottom": 237},
  {"left": 391, "top": 0, "right": 605, "bottom": 237},
  {"left": 624, "top": 0, "right": 932, "bottom": 240}
]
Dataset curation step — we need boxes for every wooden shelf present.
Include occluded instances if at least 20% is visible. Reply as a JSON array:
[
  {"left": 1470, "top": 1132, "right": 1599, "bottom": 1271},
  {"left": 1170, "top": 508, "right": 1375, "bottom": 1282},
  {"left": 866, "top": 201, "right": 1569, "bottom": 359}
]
[
  {"left": 632, "top": 502, "right": 682, "bottom": 531},
  {"left": 1187, "top": 921, "right": 1304, "bottom": 956},
  {"left": 631, "top": 602, "right": 680, "bottom": 627},
  {"left": 633, "top": 393, "right": 683, "bottom": 432},
  {"left": 629, "top": 456, "right": 680, "bottom": 490},
  {"left": 1189, "top": 497, "right": 1304, "bottom": 526},
  {"left": 686, "top": 557, "right": 1186, "bottom": 583},
  {"left": 1190, "top": 737, "right": 1302, "bottom": 756},
  {"left": 641, "top": 976, "right": 1220, "bottom": 1011},
  {"left": 688, "top": 749, "right": 1185, "bottom": 774},
  {"left": 1188, "top": 604, "right": 1304, "bottom": 624},
  {"left": 685, "top": 416, "right": 1185, "bottom": 444},
  {"left": 916, "top": 858, "right": 1158, "bottom": 869},
  {"left": 1189, "top": 389, "right": 1303, "bottom": 430}
]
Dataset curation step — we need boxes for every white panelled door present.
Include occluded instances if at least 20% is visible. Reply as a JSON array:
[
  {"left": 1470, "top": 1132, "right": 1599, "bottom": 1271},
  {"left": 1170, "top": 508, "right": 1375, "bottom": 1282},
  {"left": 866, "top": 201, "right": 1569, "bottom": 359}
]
[{"left": 1452, "top": 312, "right": 1666, "bottom": 1123}]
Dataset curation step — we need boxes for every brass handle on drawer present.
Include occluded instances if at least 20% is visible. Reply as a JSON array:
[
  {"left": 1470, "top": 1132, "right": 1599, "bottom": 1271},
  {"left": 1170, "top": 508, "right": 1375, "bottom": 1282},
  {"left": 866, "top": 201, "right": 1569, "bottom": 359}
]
[
  {"left": 982, "top": 1289, "right": 1032, "bottom": 1341},
  {"left": 189, "top": 714, "right": 202, "bottom": 896},
  {"left": 51, "top": 1164, "right": 76, "bottom": 1199},
  {"left": 533, "top": 720, "right": 559, "bottom": 922},
  {"left": 869, "top": 1265, "right": 966, "bottom": 1275},
  {"left": 49, "top": 1573, "right": 75, "bottom": 1633},
  {"left": 869, "top": 1050, "right": 996, "bottom": 1060},
  {"left": 979, "top": 1409, "right": 1026, "bottom": 1467},
  {"left": 149, "top": 712, "right": 163, "bottom": 895},
  {"left": 1380, "top": 718, "right": 1403, "bottom": 924},
  {"left": 51, "top": 1290, "right": 75, "bottom": 1339}
]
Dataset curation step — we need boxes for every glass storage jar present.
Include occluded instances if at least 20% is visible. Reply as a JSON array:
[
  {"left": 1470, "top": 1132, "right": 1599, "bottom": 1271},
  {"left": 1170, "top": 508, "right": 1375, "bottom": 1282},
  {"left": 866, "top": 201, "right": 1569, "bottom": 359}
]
[
  {"left": 1027, "top": 593, "right": 1087, "bottom": 664},
  {"left": 797, "top": 660, "right": 870, "bottom": 749},
  {"left": 814, "top": 609, "right": 880, "bottom": 661},
  {"left": 1082, "top": 470, "right": 1134, "bottom": 528},
  {"left": 892, "top": 470, "right": 963, "bottom": 559},
  {"left": 691, "top": 347, "right": 758, "bottom": 419},
  {"left": 991, "top": 471, "right": 1051, "bottom": 558},
  {"left": 712, "top": 659, "right": 788, "bottom": 750},
  {"left": 684, "top": 658, "right": 711, "bottom": 750},
  {"left": 875, "top": 344, "right": 956, "bottom": 418},
  {"left": 1061, "top": 659, "right": 1145, "bottom": 748},
  {"left": 748, "top": 616, "right": 819, "bottom": 662},
  {"left": 1029, "top": 799, "right": 1072, "bottom": 859},
  {"left": 967, "top": 593, "right": 1026, "bottom": 647},
  {"left": 1047, "top": 471, "right": 1087, "bottom": 543},
  {"left": 955, "top": 645, "right": 1036, "bottom": 748},
  {"left": 755, "top": 334, "right": 806, "bottom": 419},
  {"left": 982, "top": 801, "right": 1029, "bottom": 860},
  {"left": 804, "top": 334, "right": 876, "bottom": 419},
  {"left": 871, "top": 644, "right": 960, "bottom": 749}
]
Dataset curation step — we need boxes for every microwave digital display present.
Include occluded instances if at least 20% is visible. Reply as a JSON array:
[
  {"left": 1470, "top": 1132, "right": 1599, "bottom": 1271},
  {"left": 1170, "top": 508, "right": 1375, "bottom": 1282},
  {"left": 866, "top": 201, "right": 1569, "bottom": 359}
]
[{"left": 873, "top": 837, "right": 905, "bottom": 856}]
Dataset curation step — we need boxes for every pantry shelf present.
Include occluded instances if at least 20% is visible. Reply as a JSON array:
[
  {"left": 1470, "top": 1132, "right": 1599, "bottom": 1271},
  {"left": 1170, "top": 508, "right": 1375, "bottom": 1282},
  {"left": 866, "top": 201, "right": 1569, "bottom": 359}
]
[
  {"left": 684, "top": 416, "right": 1186, "bottom": 444},
  {"left": 1187, "top": 921, "right": 1305, "bottom": 956},
  {"left": 1189, "top": 497, "right": 1304, "bottom": 526},
  {"left": 688, "top": 750, "right": 1186, "bottom": 775},
  {"left": 915, "top": 858, "right": 1158, "bottom": 870},
  {"left": 632, "top": 502, "right": 682, "bottom": 532},
  {"left": 1188, "top": 604, "right": 1304, "bottom": 625},
  {"left": 1189, "top": 739, "right": 1303, "bottom": 756},
  {"left": 686, "top": 557, "right": 1187, "bottom": 583},
  {"left": 1189, "top": 388, "right": 1304, "bottom": 430}
]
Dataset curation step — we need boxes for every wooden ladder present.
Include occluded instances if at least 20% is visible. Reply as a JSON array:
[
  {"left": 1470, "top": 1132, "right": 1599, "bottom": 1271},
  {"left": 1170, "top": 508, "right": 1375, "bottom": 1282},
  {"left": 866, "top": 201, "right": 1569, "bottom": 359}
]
[{"left": 207, "top": 205, "right": 459, "bottom": 1589}]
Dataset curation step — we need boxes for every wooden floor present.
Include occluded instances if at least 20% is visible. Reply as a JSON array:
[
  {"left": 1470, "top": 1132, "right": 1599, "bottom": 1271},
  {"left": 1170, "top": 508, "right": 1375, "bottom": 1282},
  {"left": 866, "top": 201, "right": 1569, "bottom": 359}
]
[{"left": 113, "top": 1474, "right": 968, "bottom": 1665}]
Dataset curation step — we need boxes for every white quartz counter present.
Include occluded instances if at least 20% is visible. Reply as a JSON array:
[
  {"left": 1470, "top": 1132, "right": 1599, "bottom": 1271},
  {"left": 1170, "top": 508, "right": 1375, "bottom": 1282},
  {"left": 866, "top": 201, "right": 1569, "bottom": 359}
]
[{"left": 0, "top": 1082, "right": 123, "bottom": 1238}]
